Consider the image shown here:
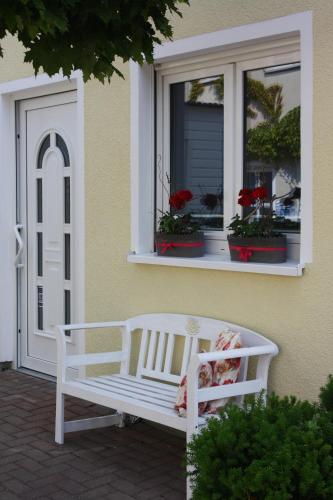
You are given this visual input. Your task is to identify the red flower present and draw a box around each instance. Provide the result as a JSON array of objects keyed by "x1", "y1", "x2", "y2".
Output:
[
  {"x1": 252, "y1": 186, "x2": 268, "y2": 200},
  {"x1": 169, "y1": 189, "x2": 193, "y2": 210},
  {"x1": 169, "y1": 193, "x2": 185, "y2": 210},
  {"x1": 177, "y1": 190, "x2": 193, "y2": 202},
  {"x1": 238, "y1": 194, "x2": 253, "y2": 207},
  {"x1": 239, "y1": 188, "x2": 252, "y2": 196}
]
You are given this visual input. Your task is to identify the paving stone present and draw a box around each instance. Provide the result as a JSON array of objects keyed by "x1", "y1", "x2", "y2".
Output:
[
  {"x1": 5, "y1": 479, "x2": 33, "y2": 495},
  {"x1": 0, "y1": 370, "x2": 186, "y2": 499},
  {"x1": 0, "y1": 492, "x2": 20, "y2": 500}
]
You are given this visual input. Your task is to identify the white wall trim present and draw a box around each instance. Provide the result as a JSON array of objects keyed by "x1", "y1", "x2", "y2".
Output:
[
  {"x1": 130, "y1": 62, "x2": 155, "y2": 254},
  {"x1": 154, "y1": 11, "x2": 311, "y2": 63},
  {"x1": 130, "y1": 11, "x2": 313, "y2": 267},
  {"x1": 0, "y1": 71, "x2": 85, "y2": 364}
]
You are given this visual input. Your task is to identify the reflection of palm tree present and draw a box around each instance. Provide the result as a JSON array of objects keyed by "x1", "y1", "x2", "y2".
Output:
[
  {"x1": 246, "y1": 79, "x2": 283, "y2": 122},
  {"x1": 188, "y1": 75, "x2": 224, "y2": 103}
]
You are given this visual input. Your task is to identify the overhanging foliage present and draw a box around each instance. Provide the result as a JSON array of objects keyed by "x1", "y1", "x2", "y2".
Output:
[{"x1": 0, "y1": 0, "x2": 188, "y2": 82}]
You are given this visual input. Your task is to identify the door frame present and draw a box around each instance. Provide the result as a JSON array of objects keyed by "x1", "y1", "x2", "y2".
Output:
[{"x1": 0, "y1": 71, "x2": 85, "y2": 369}]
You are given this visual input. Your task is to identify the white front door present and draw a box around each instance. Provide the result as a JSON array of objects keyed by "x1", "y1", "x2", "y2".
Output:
[{"x1": 18, "y1": 92, "x2": 78, "y2": 376}]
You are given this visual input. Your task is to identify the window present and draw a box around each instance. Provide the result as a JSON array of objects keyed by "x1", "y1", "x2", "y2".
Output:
[
  {"x1": 243, "y1": 63, "x2": 301, "y2": 233},
  {"x1": 169, "y1": 75, "x2": 225, "y2": 231},
  {"x1": 129, "y1": 13, "x2": 312, "y2": 274},
  {"x1": 156, "y1": 53, "x2": 301, "y2": 257}
]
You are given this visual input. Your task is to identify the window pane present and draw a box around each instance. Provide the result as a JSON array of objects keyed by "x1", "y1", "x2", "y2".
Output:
[
  {"x1": 56, "y1": 133, "x2": 70, "y2": 166},
  {"x1": 37, "y1": 232, "x2": 43, "y2": 277},
  {"x1": 64, "y1": 290, "x2": 71, "y2": 325},
  {"x1": 64, "y1": 177, "x2": 70, "y2": 223},
  {"x1": 243, "y1": 63, "x2": 301, "y2": 232},
  {"x1": 37, "y1": 286, "x2": 43, "y2": 330},
  {"x1": 36, "y1": 178, "x2": 42, "y2": 222},
  {"x1": 64, "y1": 233, "x2": 70, "y2": 280},
  {"x1": 169, "y1": 76, "x2": 224, "y2": 230},
  {"x1": 37, "y1": 135, "x2": 50, "y2": 169}
]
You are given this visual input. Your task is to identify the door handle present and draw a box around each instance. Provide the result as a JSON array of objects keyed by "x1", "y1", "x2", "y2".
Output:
[{"x1": 14, "y1": 224, "x2": 24, "y2": 268}]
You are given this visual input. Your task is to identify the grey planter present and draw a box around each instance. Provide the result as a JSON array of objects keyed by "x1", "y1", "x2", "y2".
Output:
[
  {"x1": 155, "y1": 233, "x2": 205, "y2": 258},
  {"x1": 227, "y1": 235, "x2": 287, "y2": 263}
]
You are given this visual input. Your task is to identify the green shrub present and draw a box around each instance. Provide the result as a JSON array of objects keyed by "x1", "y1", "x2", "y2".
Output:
[
  {"x1": 187, "y1": 376, "x2": 333, "y2": 499},
  {"x1": 320, "y1": 375, "x2": 333, "y2": 413}
]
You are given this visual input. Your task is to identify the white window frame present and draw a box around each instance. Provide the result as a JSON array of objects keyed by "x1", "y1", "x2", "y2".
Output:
[{"x1": 129, "y1": 11, "x2": 312, "y2": 276}]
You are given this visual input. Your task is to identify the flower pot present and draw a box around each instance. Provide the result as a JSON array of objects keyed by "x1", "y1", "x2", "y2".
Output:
[
  {"x1": 155, "y1": 233, "x2": 205, "y2": 258},
  {"x1": 227, "y1": 235, "x2": 287, "y2": 263}
]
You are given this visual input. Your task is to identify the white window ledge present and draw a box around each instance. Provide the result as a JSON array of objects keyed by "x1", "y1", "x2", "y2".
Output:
[{"x1": 127, "y1": 252, "x2": 304, "y2": 276}]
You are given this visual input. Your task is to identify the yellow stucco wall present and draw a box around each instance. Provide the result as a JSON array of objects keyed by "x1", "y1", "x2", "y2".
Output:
[
  {"x1": 1, "y1": 1, "x2": 332, "y2": 400},
  {"x1": 85, "y1": 0, "x2": 333, "y2": 401}
]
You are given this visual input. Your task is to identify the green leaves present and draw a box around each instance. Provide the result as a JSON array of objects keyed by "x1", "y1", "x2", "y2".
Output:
[
  {"x1": 0, "y1": 0, "x2": 189, "y2": 82},
  {"x1": 246, "y1": 105, "x2": 301, "y2": 163},
  {"x1": 227, "y1": 214, "x2": 277, "y2": 238},
  {"x1": 187, "y1": 378, "x2": 333, "y2": 499},
  {"x1": 157, "y1": 212, "x2": 200, "y2": 235}
]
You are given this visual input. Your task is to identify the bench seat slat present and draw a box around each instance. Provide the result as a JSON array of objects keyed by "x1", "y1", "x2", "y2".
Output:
[
  {"x1": 114, "y1": 374, "x2": 178, "y2": 394},
  {"x1": 89, "y1": 376, "x2": 176, "y2": 404},
  {"x1": 62, "y1": 380, "x2": 188, "y2": 432},
  {"x1": 79, "y1": 378, "x2": 175, "y2": 410},
  {"x1": 102, "y1": 375, "x2": 177, "y2": 396},
  {"x1": 141, "y1": 369, "x2": 180, "y2": 384}
]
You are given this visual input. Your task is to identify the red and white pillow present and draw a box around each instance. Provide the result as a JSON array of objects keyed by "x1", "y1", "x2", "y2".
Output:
[{"x1": 175, "y1": 330, "x2": 242, "y2": 417}]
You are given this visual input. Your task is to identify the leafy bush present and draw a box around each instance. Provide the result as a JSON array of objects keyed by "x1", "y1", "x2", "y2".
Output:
[
  {"x1": 187, "y1": 376, "x2": 333, "y2": 500},
  {"x1": 246, "y1": 106, "x2": 300, "y2": 163},
  {"x1": 320, "y1": 375, "x2": 333, "y2": 413}
]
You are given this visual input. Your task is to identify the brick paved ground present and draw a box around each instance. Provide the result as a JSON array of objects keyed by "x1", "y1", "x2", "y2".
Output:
[{"x1": 0, "y1": 370, "x2": 186, "y2": 499}]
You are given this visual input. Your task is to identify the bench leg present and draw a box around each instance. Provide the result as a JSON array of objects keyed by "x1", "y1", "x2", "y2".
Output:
[
  {"x1": 118, "y1": 412, "x2": 126, "y2": 428},
  {"x1": 55, "y1": 391, "x2": 64, "y2": 445},
  {"x1": 186, "y1": 426, "x2": 196, "y2": 500}
]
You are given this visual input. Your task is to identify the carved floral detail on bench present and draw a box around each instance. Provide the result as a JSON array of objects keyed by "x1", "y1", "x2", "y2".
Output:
[{"x1": 186, "y1": 317, "x2": 200, "y2": 335}]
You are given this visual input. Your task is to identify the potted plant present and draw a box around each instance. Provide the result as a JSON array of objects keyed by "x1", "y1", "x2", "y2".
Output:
[
  {"x1": 227, "y1": 186, "x2": 288, "y2": 263},
  {"x1": 155, "y1": 189, "x2": 205, "y2": 257}
]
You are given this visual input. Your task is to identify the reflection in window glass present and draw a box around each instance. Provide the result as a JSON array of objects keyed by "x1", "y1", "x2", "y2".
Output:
[
  {"x1": 244, "y1": 63, "x2": 301, "y2": 232},
  {"x1": 169, "y1": 76, "x2": 224, "y2": 230}
]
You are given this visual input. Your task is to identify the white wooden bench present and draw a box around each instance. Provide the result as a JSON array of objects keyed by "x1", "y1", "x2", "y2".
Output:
[{"x1": 55, "y1": 314, "x2": 278, "y2": 497}]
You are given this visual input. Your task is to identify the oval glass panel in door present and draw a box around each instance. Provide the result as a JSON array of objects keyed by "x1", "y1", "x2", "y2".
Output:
[
  {"x1": 56, "y1": 133, "x2": 70, "y2": 166},
  {"x1": 37, "y1": 134, "x2": 51, "y2": 169}
]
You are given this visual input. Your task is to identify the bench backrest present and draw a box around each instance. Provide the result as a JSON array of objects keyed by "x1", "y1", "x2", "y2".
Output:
[{"x1": 127, "y1": 314, "x2": 275, "y2": 385}]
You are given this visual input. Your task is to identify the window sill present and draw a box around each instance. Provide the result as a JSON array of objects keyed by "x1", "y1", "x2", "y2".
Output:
[{"x1": 127, "y1": 252, "x2": 304, "y2": 276}]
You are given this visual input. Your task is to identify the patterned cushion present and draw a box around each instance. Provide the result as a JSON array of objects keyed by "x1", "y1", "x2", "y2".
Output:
[
  {"x1": 175, "y1": 361, "x2": 213, "y2": 417},
  {"x1": 208, "y1": 330, "x2": 242, "y2": 413},
  {"x1": 175, "y1": 329, "x2": 242, "y2": 417}
]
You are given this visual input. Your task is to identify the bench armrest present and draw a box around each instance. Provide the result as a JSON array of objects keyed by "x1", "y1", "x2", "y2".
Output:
[
  {"x1": 186, "y1": 343, "x2": 278, "y2": 434},
  {"x1": 197, "y1": 344, "x2": 278, "y2": 364},
  {"x1": 57, "y1": 320, "x2": 127, "y2": 333},
  {"x1": 56, "y1": 321, "x2": 128, "y2": 382}
]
